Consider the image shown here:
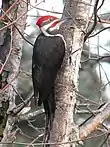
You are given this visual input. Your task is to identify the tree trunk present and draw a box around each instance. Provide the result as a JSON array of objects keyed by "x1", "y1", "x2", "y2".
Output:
[
  {"x1": 49, "y1": 0, "x2": 91, "y2": 146},
  {"x1": 0, "y1": 1, "x2": 28, "y2": 146}
]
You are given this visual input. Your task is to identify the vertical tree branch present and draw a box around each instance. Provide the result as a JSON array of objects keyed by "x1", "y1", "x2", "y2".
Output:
[
  {"x1": 0, "y1": 1, "x2": 28, "y2": 146},
  {"x1": 49, "y1": 0, "x2": 91, "y2": 146}
]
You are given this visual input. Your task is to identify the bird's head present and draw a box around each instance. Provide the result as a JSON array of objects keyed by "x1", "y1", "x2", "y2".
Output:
[{"x1": 36, "y1": 15, "x2": 69, "y2": 36}]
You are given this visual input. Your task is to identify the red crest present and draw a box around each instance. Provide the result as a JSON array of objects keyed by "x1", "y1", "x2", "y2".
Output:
[{"x1": 36, "y1": 15, "x2": 58, "y2": 27}]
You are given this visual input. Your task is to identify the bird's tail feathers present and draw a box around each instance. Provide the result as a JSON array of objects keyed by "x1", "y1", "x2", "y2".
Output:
[
  {"x1": 43, "y1": 90, "x2": 56, "y2": 129},
  {"x1": 43, "y1": 90, "x2": 56, "y2": 145}
]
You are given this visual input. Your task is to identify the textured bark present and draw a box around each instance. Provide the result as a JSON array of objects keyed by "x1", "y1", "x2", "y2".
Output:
[
  {"x1": 0, "y1": 1, "x2": 28, "y2": 146},
  {"x1": 49, "y1": 0, "x2": 91, "y2": 146},
  {"x1": 0, "y1": 29, "x2": 10, "y2": 139}
]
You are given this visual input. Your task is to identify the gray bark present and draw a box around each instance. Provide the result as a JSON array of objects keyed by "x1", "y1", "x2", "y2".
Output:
[
  {"x1": 0, "y1": 1, "x2": 28, "y2": 146},
  {"x1": 49, "y1": 0, "x2": 91, "y2": 146}
]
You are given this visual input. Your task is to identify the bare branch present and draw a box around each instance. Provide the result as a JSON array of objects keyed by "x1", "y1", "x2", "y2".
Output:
[
  {"x1": 89, "y1": 27, "x2": 110, "y2": 38},
  {"x1": 18, "y1": 109, "x2": 45, "y2": 122},
  {"x1": 84, "y1": 0, "x2": 100, "y2": 42},
  {"x1": 97, "y1": 0, "x2": 105, "y2": 12},
  {"x1": 0, "y1": 0, "x2": 21, "y2": 21},
  {"x1": 80, "y1": 102, "x2": 110, "y2": 139},
  {"x1": 23, "y1": 0, "x2": 62, "y2": 14},
  {"x1": 12, "y1": 90, "x2": 34, "y2": 115}
]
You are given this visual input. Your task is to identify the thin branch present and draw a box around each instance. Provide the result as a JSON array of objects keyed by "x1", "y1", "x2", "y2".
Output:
[
  {"x1": 1, "y1": 9, "x2": 34, "y2": 47},
  {"x1": 76, "y1": 91, "x2": 99, "y2": 105},
  {"x1": 0, "y1": 70, "x2": 19, "y2": 92},
  {"x1": 12, "y1": 85, "x2": 25, "y2": 103},
  {"x1": 88, "y1": 81, "x2": 110, "y2": 100},
  {"x1": 12, "y1": 90, "x2": 34, "y2": 115},
  {"x1": 23, "y1": 0, "x2": 62, "y2": 14},
  {"x1": 84, "y1": 0, "x2": 99, "y2": 42},
  {"x1": 15, "y1": 25, "x2": 34, "y2": 46},
  {"x1": 20, "y1": 70, "x2": 32, "y2": 77},
  {"x1": 80, "y1": 102, "x2": 110, "y2": 139},
  {"x1": 28, "y1": 121, "x2": 44, "y2": 133},
  {"x1": 79, "y1": 103, "x2": 106, "y2": 127},
  {"x1": 97, "y1": 0, "x2": 105, "y2": 12},
  {"x1": 99, "y1": 63, "x2": 110, "y2": 87},
  {"x1": 0, "y1": 132, "x2": 106, "y2": 145},
  {"x1": 18, "y1": 127, "x2": 35, "y2": 139},
  {"x1": 89, "y1": 27, "x2": 110, "y2": 38},
  {"x1": 82, "y1": 49, "x2": 110, "y2": 63},
  {"x1": 0, "y1": 0, "x2": 21, "y2": 21},
  {"x1": 76, "y1": 109, "x2": 101, "y2": 114},
  {"x1": 99, "y1": 134, "x2": 109, "y2": 147},
  {"x1": 18, "y1": 109, "x2": 45, "y2": 122},
  {"x1": 27, "y1": 133, "x2": 44, "y2": 147},
  {"x1": 0, "y1": 10, "x2": 28, "y2": 31}
]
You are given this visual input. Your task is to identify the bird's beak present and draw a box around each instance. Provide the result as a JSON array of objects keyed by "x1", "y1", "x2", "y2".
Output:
[
  {"x1": 59, "y1": 17, "x2": 71, "y2": 24},
  {"x1": 55, "y1": 17, "x2": 71, "y2": 30}
]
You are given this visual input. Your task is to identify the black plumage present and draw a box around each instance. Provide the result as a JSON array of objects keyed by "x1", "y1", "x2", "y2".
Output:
[{"x1": 32, "y1": 33, "x2": 65, "y2": 129}]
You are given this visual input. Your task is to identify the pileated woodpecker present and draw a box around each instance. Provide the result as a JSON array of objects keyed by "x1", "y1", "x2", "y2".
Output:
[{"x1": 32, "y1": 15, "x2": 67, "y2": 130}]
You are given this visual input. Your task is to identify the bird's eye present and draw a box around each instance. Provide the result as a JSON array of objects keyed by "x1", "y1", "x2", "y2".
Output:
[{"x1": 49, "y1": 18, "x2": 53, "y2": 21}]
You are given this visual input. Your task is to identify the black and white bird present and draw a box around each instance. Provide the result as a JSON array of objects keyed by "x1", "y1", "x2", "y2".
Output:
[{"x1": 32, "y1": 15, "x2": 68, "y2": 131}]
